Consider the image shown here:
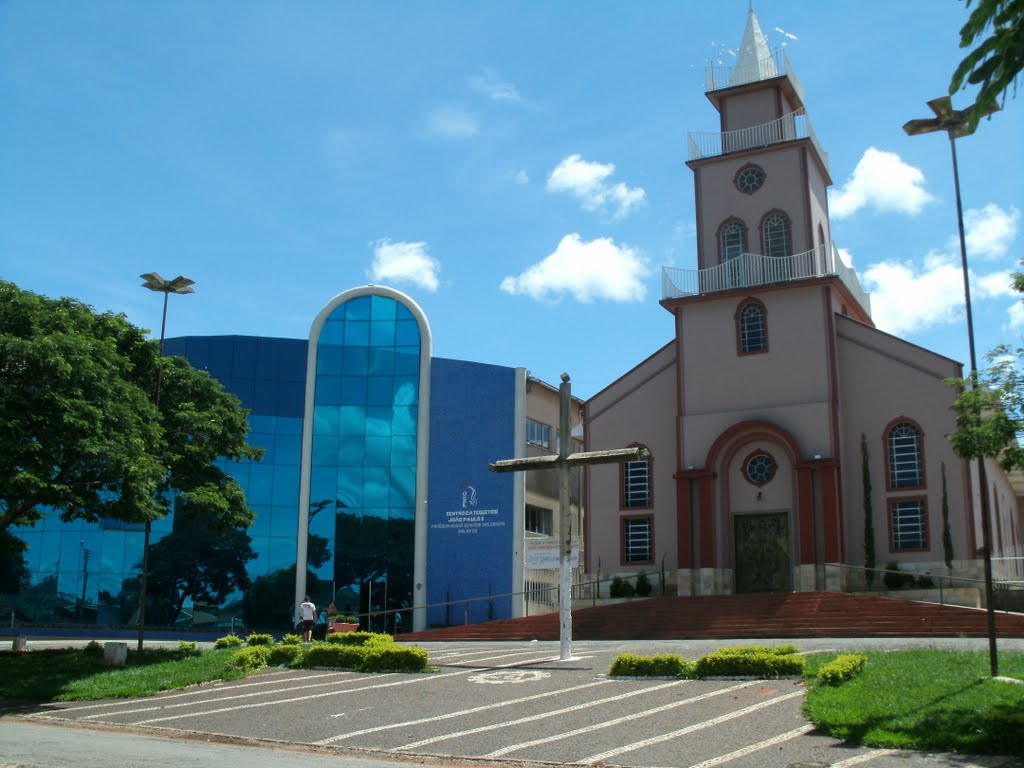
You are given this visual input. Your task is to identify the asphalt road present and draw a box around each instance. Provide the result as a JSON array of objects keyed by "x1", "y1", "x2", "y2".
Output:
[{"x1": 4, "y1": 638, "x2": 1024, "y2": 768}]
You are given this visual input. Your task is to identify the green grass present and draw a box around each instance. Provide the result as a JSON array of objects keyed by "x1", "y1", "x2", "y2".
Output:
[
  {"x1": 0, "y1": 648, "x2": 246, "y2": 701},
  {"x1": 802, "y1": 650, "x2": 1024, "y2": 755}
]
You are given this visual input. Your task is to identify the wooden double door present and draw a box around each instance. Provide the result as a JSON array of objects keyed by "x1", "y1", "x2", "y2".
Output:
[{"x1": 734, "y1": 511, "x2": 791, "y2": 593}]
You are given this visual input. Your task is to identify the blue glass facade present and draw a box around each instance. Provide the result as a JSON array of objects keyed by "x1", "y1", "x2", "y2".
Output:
[
  {"x1": 3, "y1": 288, "x2": 522, "y2": 633},
  {"x1": 304, "y1": 292, "x2": 424, "y2": 632}
]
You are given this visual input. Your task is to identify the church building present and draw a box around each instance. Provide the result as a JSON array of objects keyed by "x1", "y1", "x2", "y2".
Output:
[{"x1": 583, "y1": 9, "x2": 1022, "y2": 597}]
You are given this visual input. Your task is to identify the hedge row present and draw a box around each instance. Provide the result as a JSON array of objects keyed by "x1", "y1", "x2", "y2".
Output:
[
  {"x1": 610, "y1": 644, "x2": 805, "y2": 679},
  {"x1": 815, "y1": 653, "x2": 867, "y2": 686},
  {"x1": 219, "y1": 631, "x2": 429, "y2": 674}
]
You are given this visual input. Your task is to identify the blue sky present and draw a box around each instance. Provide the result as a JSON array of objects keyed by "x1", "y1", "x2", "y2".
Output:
[{"x1": 1, "y1": 1, "x2": 1021, "y2": 400}]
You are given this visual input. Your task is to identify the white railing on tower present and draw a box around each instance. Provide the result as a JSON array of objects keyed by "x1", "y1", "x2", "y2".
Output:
[
  {"x1": 704, "y1": 47, "x2": 806, "y2": 105},
  {"x1": 661, "y1": 242, "x2": 871, "y2": 316},
  {"x1": 687, "y1": 109, "x2": 829, "y2": 171}
]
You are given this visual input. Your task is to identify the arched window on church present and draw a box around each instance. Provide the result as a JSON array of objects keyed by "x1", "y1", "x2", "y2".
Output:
[
  {"x1": 886, "y1": 420, "x2": 924, "y2": 489},
  {"x1": 736, "y1": 298, "x2": 767, "y2": 354},
  {"x1": 762, "y1": 211, "x2": 791, "y2": 259},
  {"x1": 884, "y1": 419, "x2": 928, "y2": 552},
  {"x1": 621, "y1": 445, "x2": 652, "y2": 509}
]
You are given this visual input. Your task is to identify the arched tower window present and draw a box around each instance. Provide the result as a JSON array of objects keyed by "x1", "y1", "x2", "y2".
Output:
[
  {"x1": 736, "y1": 298, "x2": 767, "y2": 354},
  {"x1": 762, "y1": 211, "x2": 791, "y2": 259},
  {"x1": 719, "y1": 219, "x2": 747, "y2": 263}
]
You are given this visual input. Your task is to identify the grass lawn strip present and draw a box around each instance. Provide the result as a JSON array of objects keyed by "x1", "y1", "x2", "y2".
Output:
[{"x1": 802, "y1": 650, "x2": 1024, "y2": 755}]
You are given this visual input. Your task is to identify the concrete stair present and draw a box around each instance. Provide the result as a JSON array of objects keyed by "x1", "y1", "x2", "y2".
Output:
[{"x1": 400, "y1": 592, "x2": 1024, "y2": 641}]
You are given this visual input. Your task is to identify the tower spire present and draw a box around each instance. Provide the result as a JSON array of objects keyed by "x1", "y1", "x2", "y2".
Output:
[{"x1": 732, "y1": 6, "x2": 778, "y2": 86}]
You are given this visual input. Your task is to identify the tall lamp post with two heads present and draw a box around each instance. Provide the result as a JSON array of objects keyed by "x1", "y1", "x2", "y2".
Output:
[
  {"x1": 138, "y1": 272, "x2": 195, "y2": 656},
  {"x1": 903, "y1": 96, "x2": 999, "y2": 676}
]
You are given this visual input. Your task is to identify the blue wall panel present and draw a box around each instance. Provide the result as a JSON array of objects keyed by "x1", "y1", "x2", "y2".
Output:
[{"x1": 427, "y1": 358, "x2": 517, "y2": 627}]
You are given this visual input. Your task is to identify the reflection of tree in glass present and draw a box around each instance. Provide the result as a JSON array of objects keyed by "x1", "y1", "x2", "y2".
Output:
[
  {"x1": 306, "y1": 499, "x2": 334, "y2": 570},
  {"x1": 243, "y1": 566, "x2": 300, "y2": 631},
  {"x1": 334, "y1": 508, "x2": 414, "y2": 621},
  {"x1": 141, "y1": 510, "x2": 255, "y2": 625},
  {"x1": 0, "y1": 531, "x2": 30, "y2": 595}
]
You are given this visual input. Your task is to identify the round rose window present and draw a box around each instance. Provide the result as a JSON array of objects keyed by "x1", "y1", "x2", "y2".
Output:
[
  {"x1": 743, "y1": 451, "x2": 777, "y2": 486},
  {"x1": 735, "y1": 165, "x2": 766, "y2": 194}
]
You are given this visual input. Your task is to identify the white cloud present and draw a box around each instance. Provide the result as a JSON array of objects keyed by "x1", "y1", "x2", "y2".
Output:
[
  {"x1": 507, "y1": 169, "x2": 529, "y2": 185},
  {"x1": 468, "y1": 69, "x2": 522, "y2": 103},
  {"x1": 500, "y1": 233, "x2": 650, "y2": 303},
  {"x1": 1008, "y1": 302, "x2": 1024, "y2": 333},
  {"x1": 962, "y1": 203, "x2": 1020, "y2": 259},
  {"x1": 546, "y1": 154, "x2": 646, "y2": 220},
  {"x1": 425, "y1": 107, "x2": 478, "y2": 140},
  {"x1": 829, "y1": 147, "x2": 934, "y2": 219},
  {"x1": 862, "y1": 249, "x2": 1015, "y2": 336},
  {"x1": 976, "y1": 270, "x2": 1015, "y2": 299},
  {"x1": 369, "y1": 240, "x2": 440, "y2": 292},
  {"x1": 861, "y1": 253, "x2": 966, "y2": 335},
  {"x1": 837, "y1": 247, "x2": 854, "y2": 268}
]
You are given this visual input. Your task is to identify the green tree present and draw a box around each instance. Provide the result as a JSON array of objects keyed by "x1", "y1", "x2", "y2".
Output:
[
  {"x1": 861, "y1": 434, "x2": 876, "y2": 586},
  {"x1": 0, "y1": 280, "x2": 262, "y2": 537},
  {"x1": 0, "y1": 281, "x2": 165, "y2": 533},
  {"x1": 947, "y1": 347, "x2": 1024, "y2": 469},
  {"x1": 949, "y1": 0, "x2": 1024, "y2": 130},
  {"x1": 941, "y1": 462, "x2": 956, "y2": 571}
]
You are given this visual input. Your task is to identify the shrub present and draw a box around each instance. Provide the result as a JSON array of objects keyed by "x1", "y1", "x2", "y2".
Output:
[
  {"x1": 345, "y1": 615, "x2": 359, "y2": 624},
  {"x1": 227, "y1": 645, "x2": 271, "y2": 672},
  {"x1": 610, "y1": 653, "x2": 692, "y2": 678},
  {"x1": 915, "y1": 574, "x2": 935, "y2": 588},
  {"x1": 694, "y1": 647, "x2": 805, "y2": 678},
  {"x1": 360, "y1": 645, "x2": 429, "y2": 673},
  {"x1": 816, "y1": 654, "x2": 867, "y2": 686},
  {"x1": 982, "y1": 705, "x2": 1024, "y2": 754},
  {"x1": 883, "y1": 562, "x2": 915, "y2": 590},
  {"x1": 609, "y1": 576, "x2": 635, "y2": 598},
  {"x1": 178, "y1": 641, "x2": 198, "y2": 653},
  {"x1": 303, "y1": 644, "x2": 366, "y2": 669},
  {"x1": 325, "y1": 631, "x2": 389, "y2": 647},
  {"x1": 635, "y1": 571, "x2": 652, "y2": 597},
  {"x1": 214, "y1": 634, "x2": 244, "y2": 649},
  {"x1": 83, "y1": 640, "x2": 103, "y2": 655},
  {"x1": 268, "y1": 644, "x2": 303, "y2": 666},
  {"x1": 245, "y1": 632, "x2": 275, "y2": 646},
  {"x1": 281, "y1": 633, "x2": 302, "y2": 645}
]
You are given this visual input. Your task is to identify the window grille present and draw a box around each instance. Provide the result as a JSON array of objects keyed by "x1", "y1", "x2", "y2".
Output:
[
  {"x1": 739, "y1": 302, "x2": 766, "y2": 353},
  {"x1": 623, "y1": 458, "x2": 650, "y2": 508},
  {"x1": 888, "y1": 423, "x2": 922, "y2": 488},
  {"x1": 892, "y1": 499, "x2": 926, "y2": 550},
  {"x1": 623, "y1": 517, "x2": 652, "y2": 563},
  {"x1": 763, "y1": 212, "x2": 791, "y2": 259},
  {"x1": 720, "y1": 220, "x2": 746, "y2": 262}
]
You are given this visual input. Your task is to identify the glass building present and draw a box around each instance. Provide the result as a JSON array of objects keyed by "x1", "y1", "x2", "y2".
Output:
[{"x1": 3, "y1": 286, "x2": 528, "y2": 633}]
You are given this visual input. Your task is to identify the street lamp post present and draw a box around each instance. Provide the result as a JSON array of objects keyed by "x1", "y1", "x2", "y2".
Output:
[
  {"x1": 138, "y1": 272, "x2": 195, "y2": 656},
  {"x1": 903, "y1": 96, "x2": 999, "y2": 676}
]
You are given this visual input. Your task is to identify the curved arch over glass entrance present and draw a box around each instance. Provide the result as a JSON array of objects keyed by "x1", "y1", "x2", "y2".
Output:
[{"x1": 297, "y1": 287, "x2": 431, "y2": 632}]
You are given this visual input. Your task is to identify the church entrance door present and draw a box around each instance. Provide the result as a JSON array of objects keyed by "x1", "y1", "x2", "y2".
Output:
[{"x1": 734, "y1": 512, "x2": 791, "y2": 593}]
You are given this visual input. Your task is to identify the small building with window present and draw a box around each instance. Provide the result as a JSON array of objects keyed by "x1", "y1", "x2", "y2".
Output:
[{"x1": 583, "y1": 8, "x2": 1022, "y2": 596}]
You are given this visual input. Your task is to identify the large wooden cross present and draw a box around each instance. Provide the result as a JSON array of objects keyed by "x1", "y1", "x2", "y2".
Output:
[{"x1": 490, "y1": 373, "x2": 648, "y2": 660}]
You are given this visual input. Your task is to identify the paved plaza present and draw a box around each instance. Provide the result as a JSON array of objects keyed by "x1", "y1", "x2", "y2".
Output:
[{"x1": 5, "y1": 638, "x2": 1024, "y2": 768}]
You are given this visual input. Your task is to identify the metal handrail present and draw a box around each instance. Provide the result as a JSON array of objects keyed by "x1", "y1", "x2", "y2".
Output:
[
  {"x1": 662, "y1": 241, "x2": 871, "y2": 316},
  {"x1": 687, "y1": 109, "x2": 828, "y2": 171}
]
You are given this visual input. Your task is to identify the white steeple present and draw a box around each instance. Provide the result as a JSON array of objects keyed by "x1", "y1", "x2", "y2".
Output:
[{"x1": 731, "y1": 7, "x2": 778, "y2": 86}]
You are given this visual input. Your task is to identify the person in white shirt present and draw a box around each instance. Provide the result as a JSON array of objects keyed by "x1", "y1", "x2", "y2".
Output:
[{"x1": 299, "y1": 596, "x2": 316, "y2": 642}]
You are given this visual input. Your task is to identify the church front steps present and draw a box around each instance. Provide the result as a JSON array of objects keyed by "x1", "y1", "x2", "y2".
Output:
[{"x1": 398, "y1": 592, "x2": 1024, "y2": 642}]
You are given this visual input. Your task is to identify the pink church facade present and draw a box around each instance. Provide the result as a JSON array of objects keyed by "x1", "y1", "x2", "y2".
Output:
[{"x1": 583, "y1": 10, "x2": 1023, "y2": 598}]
